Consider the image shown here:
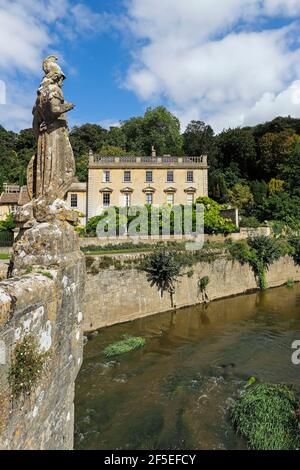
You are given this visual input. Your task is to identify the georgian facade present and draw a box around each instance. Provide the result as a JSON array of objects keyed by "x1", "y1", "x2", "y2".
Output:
[{"x1": 87, "y1": 150, "x2": 208, "y2": 220}]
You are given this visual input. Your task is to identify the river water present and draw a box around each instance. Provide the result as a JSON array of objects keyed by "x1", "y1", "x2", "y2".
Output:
[{"x1": 74, "y1": 284, "x2": 300, "y2": 450}]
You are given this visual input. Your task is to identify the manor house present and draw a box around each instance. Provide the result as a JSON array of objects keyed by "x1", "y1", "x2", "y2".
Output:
[{"x1": 85, "y1": 147, "x2": 208, "y2": 221}]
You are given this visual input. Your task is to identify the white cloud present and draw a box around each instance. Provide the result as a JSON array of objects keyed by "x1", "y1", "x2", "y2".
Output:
[
  {"x1": 0, "y1": 0, "x2": 110, "y2": 131},
  {"x1": 124, "y1": 0, "x2": 300, "y2": 132},
  {"x1": 99, "y1": 119, "x2": 121, "y2": 129}
]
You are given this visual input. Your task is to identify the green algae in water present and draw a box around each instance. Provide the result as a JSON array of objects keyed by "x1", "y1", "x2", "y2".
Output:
[
  {"x1": 103, "y1": 335, "x2": 146, "y2": 358},
  {"x1": 231, "y1": 383, "x2": 300, "y2": 450}
]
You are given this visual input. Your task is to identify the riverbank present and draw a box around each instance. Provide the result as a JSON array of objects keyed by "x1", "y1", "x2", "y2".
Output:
[{"x1": 83, "y1": 254, "x2": 300, "y2": 332}]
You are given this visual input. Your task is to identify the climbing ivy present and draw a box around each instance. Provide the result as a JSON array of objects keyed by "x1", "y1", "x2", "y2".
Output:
[{"x1": 229, "y1": 236, "x2": 288, "y2": 290}]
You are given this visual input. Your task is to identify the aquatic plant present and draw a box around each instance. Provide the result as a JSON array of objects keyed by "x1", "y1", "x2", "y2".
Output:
[
  {"x1": 231, "y1": 383, "x2": 300, "y2": 450},
  {"x1": 286, "y1": 279, "x2": 295, "y2": 288},
  {"x1": 103, "y1": 335, "x2": 146, "y2": 358}
]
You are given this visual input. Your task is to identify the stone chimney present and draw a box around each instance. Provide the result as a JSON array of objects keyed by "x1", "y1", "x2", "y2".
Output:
[
  {"x1": 89, "y1": 149, "x2": 94, "y2": 165},
  {"x1": 151, "y1": 145, "x2": 156, "y2": 158}
]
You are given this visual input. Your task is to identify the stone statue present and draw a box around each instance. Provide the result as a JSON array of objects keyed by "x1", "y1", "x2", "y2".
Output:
[
  {"x1": 28, "y1": 55, "x2": 76, "y2": 202},
  {"x1": 15, "y1": 56, "x2": 77, "y2": 225},
  {"x1": 9, "y1": 56, "x2": 82, "y2": 278}
]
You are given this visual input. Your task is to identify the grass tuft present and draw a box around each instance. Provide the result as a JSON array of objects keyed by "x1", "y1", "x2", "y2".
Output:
[
  {"x1": 103, "y1": 335, "x2": 146, "y2": 358},
  {"x1": 231, "y1": 383, "x2": 300, "y2": 450}
]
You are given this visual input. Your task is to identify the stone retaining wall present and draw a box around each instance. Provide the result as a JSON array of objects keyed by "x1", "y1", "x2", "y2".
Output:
[{"x1": 83, "y1": 255, "x2": 299, "y2": 332}]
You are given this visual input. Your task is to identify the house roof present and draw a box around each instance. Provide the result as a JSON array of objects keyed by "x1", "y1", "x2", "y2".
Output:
[
  {"x1": 0, "y1": 192, "x2": 19, "y2": 205},
  {"x1": 69, "y1": 182, "x2": 87, "y2": 193}
]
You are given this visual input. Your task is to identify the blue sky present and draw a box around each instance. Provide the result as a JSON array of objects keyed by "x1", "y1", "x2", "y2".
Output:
[{"x1": 1, "y1": 0, "x2": 300, "y2": 133}]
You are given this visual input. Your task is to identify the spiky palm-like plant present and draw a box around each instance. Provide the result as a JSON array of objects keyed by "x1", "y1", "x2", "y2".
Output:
[{"x1": 141, "y1": 250, "x2": 181, "y2": 307}]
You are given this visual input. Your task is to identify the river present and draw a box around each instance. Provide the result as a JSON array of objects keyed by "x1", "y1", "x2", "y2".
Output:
[{"x1": 74, "y1": 284, "x2": 300, "y2": 450}]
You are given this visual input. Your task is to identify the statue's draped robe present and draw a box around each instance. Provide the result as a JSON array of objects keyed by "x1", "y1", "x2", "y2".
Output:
[{"x1": 28, "y1": 84, "x2": 75, "y2": 202}]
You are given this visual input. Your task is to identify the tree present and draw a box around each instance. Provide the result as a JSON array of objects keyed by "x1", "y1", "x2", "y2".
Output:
[
  {"x1": 228, "y1": 184, "x2": 254, "y2": 211},
  {"x1": 216, "y1": 128, "x2": 257, "y2": 178},
  {"x1": 268, "y1": 179, "x2": 284, "y2": 195},
  {"x1": 196, "y1": 196, "x2": 237, "y2": 234},
  {"x1": 105, "y1": 126, "x2": 126, "y2": 150},
  {"x1": 122, "y1": 116, "x2": 145, "y2": 154},
  {"x1": 250, "y1": 180, "x2": 268, "y2": 205},
  {"x1": 258, "y1": 129, "x2": 295, "y2": 179},
  {"x1": 141, "y1": 249, "x2": 181, "y2": 307},
  {"x1": 98, "y1": 145, "x2": 128, "y2": 156},
  {"x1": 70, "y1": 124, "x2": 107, "y2": 181},
  {"x1": 256, "y1": 192, "x2": 300, "y2": 229},
  {"x1": 280, "y1": 139, "x2": 300, "y2": 195},
  {"x1": 209, "y1": 170, "x2": 229, "y2": 203},
  {"x1": 123, "y1": 106, "x2": 183, "y2": 156},
  {"x1": 183, "y1": 120, "x2": 216, "y2": 157}
]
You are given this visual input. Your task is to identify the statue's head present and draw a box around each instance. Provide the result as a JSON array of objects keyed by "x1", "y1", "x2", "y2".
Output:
[
  {"x1": 43, "y1": 55, "x2": 66, "y2": 81},
  {"x1": 43, "y1": 55, "x2": 58, "y2": 72}
]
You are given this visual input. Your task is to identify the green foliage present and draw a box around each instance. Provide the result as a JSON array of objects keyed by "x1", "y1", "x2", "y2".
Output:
[
  {"x1": 8, "y1": 335, "x2": 49, "y2": 400},
  {"x1": 141, "y1": 249, "x2": 182, "y2": 306},
  {"x1": 250, "y1": 180, "x2": 268, "y2": 205},
  {"x1": 98, "y1": 145, "x2": 128, "y2": 156},
  {"x1": 228, "y1": 183, "x2": 254, "y2": 211},
  {"x1": 105, "y1": 126, "x2": 126, "y2": 149},
  {"x1": 1, "y1": 112, "x2": 300, "y2": 232},
  {"x1": 0, "y1": 253, "x2": 10, "y2": 260},
  {"x1": 0, "y1": 213, "x2": 16, "y2": 232},
  {"x1": 122, "y1": 106, "x2": 183, "y2": 156},
  {"x1": 239, "y1": 216, "x2": 260, "y2": 228},
  {"x1": 229, "y1": 236, "x2": 286, "y2": 290},
  {"x1": 198, "y1": 276, "x2": 209, "y2": 292},
  {"x1": 103, "y1": 335, "x2": 146, "y2": 358},
  {"x1": 258, "y1": 129, "x2": 294, "y2": 179},
  {"x1": 256, "y1": 192, "x2": 300, "y2": 231},
  {"x1": 183, "y1": 120, "x2": 217, "y2": 168},
  {"x1": 268, "y1": 178, "x2": 284, "y2": 195},
  {"x1": 231, "y1": 384, "x2": 300, "y2": 450},
  {"x1": 216, "y1": 128, "x2": 257, "y2": 177},
  {"x1": 196, "y1": 197, "x2": 237, "y2": 234},
  {"x1": 280, "y1": 140, "x2": 300, "y2": 195},
  {"x1": 209, "y1": 170, "x2": 229, "y2": 202},
  {"x1": 246, "y1": 376, "x2": 257, "y2": 387},
  {"x1": 289, "y1": 237, "x2": 300, "y2": 266},
  {"x1": 286, "y1": 279, "x2": 295, "y2": 288},
  {"x1": 38, "y1": 271, "x2": 53, "y2": 280}
]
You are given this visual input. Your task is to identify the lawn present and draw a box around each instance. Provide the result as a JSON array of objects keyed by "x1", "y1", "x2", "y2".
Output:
[{"x1": 0, "y1": 253, "x2": 11, "y2": 260}]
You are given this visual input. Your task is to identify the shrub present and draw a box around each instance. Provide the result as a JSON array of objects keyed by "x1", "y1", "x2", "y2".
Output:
[
  {"x1": 103, "y1": 335, "x2": 146, "y2": 358},
  {"x1": 141, "y1": 249, "x2": 182, "y2": 307},
  {"x1": 229, "y1": 236, "x2": 286, "y2": 290},
  {"x1": 8, "y1": 335, "x2": 49, "y2": 400},
  {"x1": 231, "y1": 383, "x2": 300, "y2": 450},
  {"x1": 196, "y1": 196, "x2": 237, "y2": 234},
  {"x1": 198, "y1": 276, "x2": 209, "y2": 293},
  {"x1": 239, "y1": 216, "x2": 260, "y2": 228},
  {"x1": 289, "y1": 237, "x2": 300, "y2": 266}
]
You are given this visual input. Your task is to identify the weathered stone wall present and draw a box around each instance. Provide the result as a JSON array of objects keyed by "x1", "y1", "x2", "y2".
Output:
[
  {"x1": 79, "y1": 227, "x2": 272, "y2": 250},
  {"x1": 83, "y1": 255, "x2": 300, "y2": 332},
  {"x1": 0, "y1": 222, "x2": 85, "y2": 450}
]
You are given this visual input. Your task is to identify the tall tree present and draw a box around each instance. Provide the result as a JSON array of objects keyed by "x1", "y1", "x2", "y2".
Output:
[
  {"x1": 105, "y1": 126, "x2": 126, "y2": 150},
  {"x1": 216, "y1": 128, "x2": 257, "y2": 178},
  {"x1": 123, "y1": 106, "x2": 183, "y2": 156}
]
